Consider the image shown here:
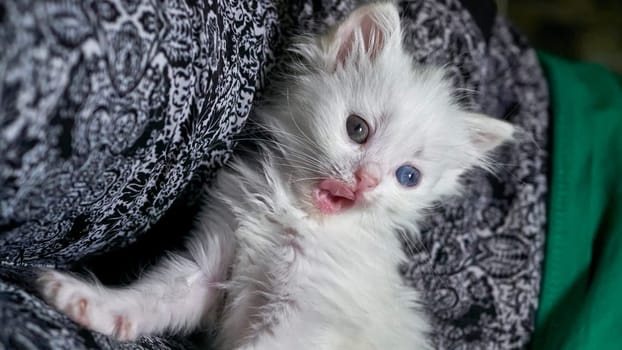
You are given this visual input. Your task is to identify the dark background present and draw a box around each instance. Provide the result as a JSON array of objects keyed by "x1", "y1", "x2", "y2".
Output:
[{"x1": 501, "y1": 0, "x2": 622, "y2": 73}]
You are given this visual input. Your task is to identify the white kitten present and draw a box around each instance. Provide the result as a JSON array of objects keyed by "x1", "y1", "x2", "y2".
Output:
[{"x1": 38, "y1": 3, "x2": 514, "y2": 349}]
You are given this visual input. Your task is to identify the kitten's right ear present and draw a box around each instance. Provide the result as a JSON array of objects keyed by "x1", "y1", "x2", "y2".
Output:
[{"x1": 328, "y1": 3, "x2": 401, "y2": 68}]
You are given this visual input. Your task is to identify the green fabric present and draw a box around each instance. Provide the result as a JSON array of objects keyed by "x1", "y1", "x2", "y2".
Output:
[{"x1": 532, "y1": 53, "x2": 622, "y2": 349}]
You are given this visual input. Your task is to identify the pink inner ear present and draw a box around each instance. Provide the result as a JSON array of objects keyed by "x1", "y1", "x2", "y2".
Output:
[{"x1": 336, "y1": 13, "x2": 386, "y2": 66}]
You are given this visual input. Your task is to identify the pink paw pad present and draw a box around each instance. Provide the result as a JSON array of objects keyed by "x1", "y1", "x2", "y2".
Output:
[
  {"x1": 75, "y1": 298, "x2": 90, "y2": 326},
  {"x1": 113, "y1": 315, "x2": 134, "y2": 341}
]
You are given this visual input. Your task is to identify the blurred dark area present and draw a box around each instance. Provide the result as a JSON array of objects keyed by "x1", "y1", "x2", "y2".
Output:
[{"x1": 499, "y1": 0, "x2": 622, "y2": 73}]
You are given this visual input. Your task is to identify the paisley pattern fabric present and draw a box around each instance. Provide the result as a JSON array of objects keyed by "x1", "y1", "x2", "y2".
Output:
[
  {"x1": 0, "y1": 0, "x2": 548, "y2": 349},
  {"x1": 0, "y1": 0, "x2": 278, "y2": 266},
  {"x1": 0, "y1": 0, "x2": 279, "y2": 348}
]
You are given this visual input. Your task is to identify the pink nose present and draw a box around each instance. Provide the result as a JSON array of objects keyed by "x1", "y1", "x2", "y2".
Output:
[{"x1": 355, "y1": 168, "x2": 379, "y2": 193}]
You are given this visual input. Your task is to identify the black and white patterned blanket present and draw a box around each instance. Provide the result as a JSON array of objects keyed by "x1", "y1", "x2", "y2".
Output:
[{"x1": 0, "y1": 0, "x2": 548, "y2": 349}]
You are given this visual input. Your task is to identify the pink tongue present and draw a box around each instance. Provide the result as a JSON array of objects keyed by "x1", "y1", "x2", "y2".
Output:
[{"x1": 315, "y1": 179, "x2": 356, "y2": 214}]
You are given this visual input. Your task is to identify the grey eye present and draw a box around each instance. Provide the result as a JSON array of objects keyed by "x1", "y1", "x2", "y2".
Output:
[{"x1": 346, "y1": 114, "x2": 369, "y2": 144}]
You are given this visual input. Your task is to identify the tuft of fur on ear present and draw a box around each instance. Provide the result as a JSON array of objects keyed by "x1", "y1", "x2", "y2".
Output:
[
  {"x1": 464, "y1": 113, "x2": 515, "y2": 154},
  {"x1": 435, "y1": 113, "x2": 515, "y2": 197},
  {"x1": 462, "y1": 113, "x2": 515, "y2": 172},
  {"x1": 328, "y1": 2, "x2": 401, "y2": 68}
]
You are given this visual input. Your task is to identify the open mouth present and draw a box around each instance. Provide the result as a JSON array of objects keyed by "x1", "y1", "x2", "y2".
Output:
[{"x1": 313, "y1": 179, "x2": 356, "y2": 214}]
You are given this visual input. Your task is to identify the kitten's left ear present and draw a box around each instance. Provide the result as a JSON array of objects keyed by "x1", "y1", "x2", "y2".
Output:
[
  {"x1": 464, "y1": 113, "x2": 515, "y2": 155},
  {"x1": 330, "y1": 3, "x2": 401, "y2": 67}
]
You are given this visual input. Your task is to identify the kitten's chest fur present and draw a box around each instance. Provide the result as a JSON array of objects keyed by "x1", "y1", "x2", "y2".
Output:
[{"x1": 210, "y1": 157, "x2": 430, "y2": 349}]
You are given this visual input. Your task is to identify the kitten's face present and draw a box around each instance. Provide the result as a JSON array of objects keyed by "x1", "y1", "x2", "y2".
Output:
[{"x1": 262, "y1": 4, "x2": 513, "y2": 222}]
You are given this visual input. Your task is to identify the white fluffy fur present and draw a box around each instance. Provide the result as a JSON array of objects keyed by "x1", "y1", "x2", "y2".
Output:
[{"x1": 38, "y1": 3, "x2": 514, "y2": 349}]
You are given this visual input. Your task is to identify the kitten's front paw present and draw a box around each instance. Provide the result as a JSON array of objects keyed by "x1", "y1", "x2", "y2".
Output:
[{"x1": 37, "y1": 271, "x2": 138, "y2": 341}]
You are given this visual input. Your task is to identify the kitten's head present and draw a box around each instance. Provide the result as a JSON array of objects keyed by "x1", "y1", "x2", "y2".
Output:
[{"x1": 260, "y1": 3, "x2": 513, "y2": 226}]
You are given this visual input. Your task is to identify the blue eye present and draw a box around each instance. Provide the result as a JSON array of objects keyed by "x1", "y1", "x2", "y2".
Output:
[{"x1": 395, "y1": 165, "x2": 421, "y2": 187}]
